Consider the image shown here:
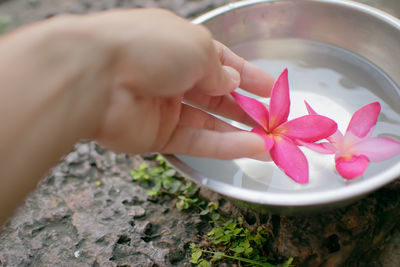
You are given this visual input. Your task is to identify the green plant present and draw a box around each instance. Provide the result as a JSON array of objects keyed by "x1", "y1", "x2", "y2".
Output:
[
  {"x1": 190, "y1": 217, "x2": 293, "y2": 267},
  {"x1": 131, "y1": 155, "x2": 199, "y2": 208},
  {"x1": 131, "y1": 154, "x2": 293, "y2": 266},
  {"x1": 191, "y1": 242, "x2": 293, "y2": 267}
]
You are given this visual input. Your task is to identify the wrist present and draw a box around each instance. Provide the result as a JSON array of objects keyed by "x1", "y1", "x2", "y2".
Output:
[{"x1": 0, "y1": 15, "x2": 117, "y2": 224}]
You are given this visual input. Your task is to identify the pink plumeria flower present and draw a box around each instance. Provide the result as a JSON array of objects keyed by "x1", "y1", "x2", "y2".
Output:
[
  {"x1": 300, "y1": 101, "x2": 400, "y2": 179},
  {"x1": 231, "y1": 69, "x2": 337, "y2": 184}
]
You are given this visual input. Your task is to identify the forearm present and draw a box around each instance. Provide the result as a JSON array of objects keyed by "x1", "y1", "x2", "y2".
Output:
[{"x1": 0, "y1": 16, "x2": 112, "y2": 225}]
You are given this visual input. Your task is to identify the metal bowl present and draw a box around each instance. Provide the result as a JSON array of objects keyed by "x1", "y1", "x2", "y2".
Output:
[{"x1": 165, "y1": 0, "x2": 400, "y2": 213}]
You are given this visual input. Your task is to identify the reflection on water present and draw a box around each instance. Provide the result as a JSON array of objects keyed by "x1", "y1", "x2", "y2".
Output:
[{"x1": 178, "y1": 39, "x2": 400, "y2": 194}]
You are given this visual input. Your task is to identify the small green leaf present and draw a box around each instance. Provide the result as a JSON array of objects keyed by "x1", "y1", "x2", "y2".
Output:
[
  {"x1": 220, "y1": 235, "x2": 231, "y2": 244},
  {"x1": 155, "y1": 154, "x2": 165, "y2": 164},
  {"x1": 147, "y1": 189, "x2": 159, "y2": 196},
  {"x1": 130, "y1": 171, "x2": 139, "y2": 180},
  {"x1": 138, "y1": 163, "x2": 149, "y2": 171},
  {"x1": 199, "y1": 208, "x2": 210, "y2": 216},
  {"x1": 211, "y1": 213, "x2": 221, "y2": 221},
  {"x1": 245, "y1": 247, "x2": 254, "y2": 255},
  {"x1": 233, "y1": 228, "x2": 243, "y2": 235},
  {"x1": 211, "y1": 228, "x2": 224, "y2": 239},
  {"x1": 211, "y1": 251, "x2": 225, "y2": 262},
  {"x1": 190, "y1": 250, "x2": 202, "y2": 263},
  {"x1": 226, "y1": 220, "x2": 236, "y2": 230},
  {"x1": 208, "y1": 201, "x2": 219, "y2": 210},
  {"x1": 168, "y1": 180, "x2": 181, "y2": 193},
  {"x1": 242, "y1": 239, "x2": 250, "y2": 249},
  {"x1": 198, "y1": 259, "x2": 211, "y2": 267},
  {"x1": 164, "y1": 169, "x2": 176, "y2": 177},
  {"x1": 281, "y1": 257, "x2": 294, "y2": 267},
  {"x1": 231, "y1": 246, "x2": 245, "y2": 254},
  {"x1": 149, "y1": 168, "x2": 162, "y2": 176},
  {"x1": 207, "y1": 228, "x2": 216, "y2": 236},
  {"x1": 183, "y1": 182, "x2": 198, "y2": 196}
]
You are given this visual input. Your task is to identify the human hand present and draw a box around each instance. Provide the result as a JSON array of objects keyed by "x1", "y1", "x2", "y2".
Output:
[
  {"x1": 87, "y1": 9, "x2": 275, "y2": 159},
  {"x1": 0, "y1": 8, "x2": 274, "y2": 224}
]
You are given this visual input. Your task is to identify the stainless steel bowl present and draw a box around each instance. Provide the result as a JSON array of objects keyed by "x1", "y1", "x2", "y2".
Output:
[{"x1": 165, "y1": 0, "x2": 400, "y2": 213}]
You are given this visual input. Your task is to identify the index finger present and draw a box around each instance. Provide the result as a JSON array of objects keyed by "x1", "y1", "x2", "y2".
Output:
[{"x1": 214, "y1": 40, "x2": 274, "y2": 98}]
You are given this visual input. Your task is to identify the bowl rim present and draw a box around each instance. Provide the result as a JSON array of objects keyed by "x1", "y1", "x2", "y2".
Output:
[
  {"x1": 192, "y1": 0, "x2": 400, "y2": 29},
  {"x1": 165, "y1": 0, "x2": 400, "y2": 208}
]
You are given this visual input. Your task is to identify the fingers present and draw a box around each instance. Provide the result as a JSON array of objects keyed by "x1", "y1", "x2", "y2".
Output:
[
  {"x1": 161, "y1": 104, "x2": 265, "y2": 159},
  {"x1": 183, "y1": 91, "x2": 257, "y2": 127},
  {"x1": 161, "y1": 125, "x2": 266, "y2": 160},
  {"x1": 214, "y1": 41, "x2": 275, "y2": 97},
  {"x1": 180, "y1": 106, "x2": 271, "y2": 161}
]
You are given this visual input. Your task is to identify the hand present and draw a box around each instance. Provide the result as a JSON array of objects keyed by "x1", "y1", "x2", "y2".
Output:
[
  {"x1": 90, "y1": 9, "x2": 275, "y2": 159},
  {"x1": 0, "y1": 8, "x2": 274, "y2": 224}
]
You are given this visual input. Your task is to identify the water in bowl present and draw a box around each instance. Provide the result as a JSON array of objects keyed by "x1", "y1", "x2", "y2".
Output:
[{"x1": 177, "y1": 38, "x2": 400, "y2": 193}]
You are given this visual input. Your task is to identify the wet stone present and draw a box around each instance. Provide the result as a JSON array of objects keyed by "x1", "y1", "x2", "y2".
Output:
[
  {"x1": 129, "y1": 206, "x2": 146, "y2": 218},
  {"x1": 77, "y1": 143, "x2": 90, "y2": 156}
]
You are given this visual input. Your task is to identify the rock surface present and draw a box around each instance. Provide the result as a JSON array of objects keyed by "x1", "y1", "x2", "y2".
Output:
[
  {"x1": 0, "y1": 142, "x2": 204, "y2": 266},
  {"x1": 0, "y1": 0, "x2": 399, "y2": 266}
]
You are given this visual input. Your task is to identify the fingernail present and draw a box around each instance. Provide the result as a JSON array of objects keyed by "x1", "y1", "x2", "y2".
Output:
[{"x1": 223, "y1": 65, "x2": 240, "y2": 88}]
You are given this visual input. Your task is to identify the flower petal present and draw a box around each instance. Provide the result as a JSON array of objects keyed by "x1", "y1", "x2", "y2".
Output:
[
  {"x1": 297, "y1": 140, "x2": 336, "y2": 154},
  {"x1": 304, "y1": 100, "x2": 317, "y2": 115},
  {"x1": 327, "y1": 130, "x2": 344, "y2": 144},
  {"x1": 231, "y1": 92, "x2": 269, "y2": 130},
  {"x1": 353, "y1": 136, "x2": 400, "y2": 162},
  {"x1": 346, "y1": 102, "x2": 381, "y2": 138},
  {"x1": 251, "y1": 126, "x2": 274, "y2": 151},
  {"x1": 275, "y1": 115, "x2": 337, "y2": 142},
  {"x1": 304, "y1": 100, "x2": 344, "y2": 144},
  {"x1": 335, "y1": 155, "x2": 369, "y2": 179},
  {"x1": 270, "y1": 135, "x2": 309, "y2": 184},
  {"x1": 268, "y1": 68, "x2": 290, "y2": 130}
]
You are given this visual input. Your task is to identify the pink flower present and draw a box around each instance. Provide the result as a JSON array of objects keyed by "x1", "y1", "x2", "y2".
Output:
[
  {"x1": 300, "y1": 101, "x2": 400, "y2": 179},
  {"x1": 231, "y1": 69, "x2": 337, "y2": 184}
]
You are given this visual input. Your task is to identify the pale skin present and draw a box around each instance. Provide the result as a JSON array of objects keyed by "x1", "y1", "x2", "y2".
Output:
[{"x1": 0, "y1": 9, "x2": 274, "y2": 226}]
